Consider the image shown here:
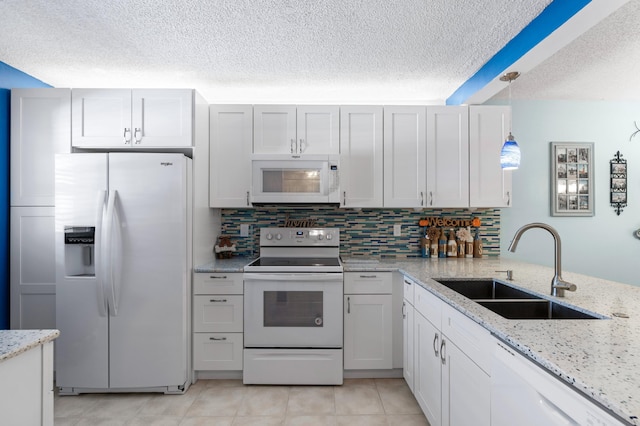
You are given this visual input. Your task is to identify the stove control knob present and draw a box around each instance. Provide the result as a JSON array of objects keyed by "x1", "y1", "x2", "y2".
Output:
[
  {"x1": 275, "y1": 233, "x2": 282, "y2": 240},
  {"x1": 265, "y1": 233, "x2": 273, "y2": 240},
  {"x1": 317, "y1": 234, "x2": 324, "y2": 240},
  {"x1": 326, "y1": 233, "x2": 333, "y2": 240}
]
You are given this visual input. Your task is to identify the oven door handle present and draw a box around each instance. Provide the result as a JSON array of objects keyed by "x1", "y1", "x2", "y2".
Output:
[{"x1": 243, "y1": 273, "x2": 344, "y2": 282}]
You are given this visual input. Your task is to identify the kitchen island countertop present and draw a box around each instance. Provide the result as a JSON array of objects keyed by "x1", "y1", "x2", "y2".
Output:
[
  {"x1": 0, "y1": 329, "x2": 59, "y2": 363},
  {"x1": 196, "y1": 255, "x2": 640, "y2": 424}
]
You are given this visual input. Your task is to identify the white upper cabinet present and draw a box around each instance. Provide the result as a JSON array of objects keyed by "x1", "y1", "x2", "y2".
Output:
[
  {"x1": 253, "y1": 105, "x2": 339, "y2": 155},
  {"x1": 11, "y1": 88, "x2": 71, "y2": 206},
  {"x1": 72, "y1": 89, "x2": 194, "y2": 148},
  {"x1": 469, "y1": 105, "x2": 513, "y2": 208},
  {"x1": 209, "y1": 105, "x2": 253, "y2": 208},
  {"x1": 339, "y1": 106, "x2": 383, "y2": 207},
  {"x1": 426, "y1": 106, "x2": 469, "y2": 208},
  {"x1": 383, "y1": 106, "x2": 427, "y2": 208}
]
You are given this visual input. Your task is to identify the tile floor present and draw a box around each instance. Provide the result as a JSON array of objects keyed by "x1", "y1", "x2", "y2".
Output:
[{"x1": 54, "y1": 378, "x2": 429, "y2": 426}]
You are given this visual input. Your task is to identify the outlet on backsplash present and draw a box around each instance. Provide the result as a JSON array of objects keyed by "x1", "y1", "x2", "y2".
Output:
[
  {"x1": 240, "y1": 224, "x2": 250, "y2": 237},
  {"x1": 393, "y1": 224, "x2": 402, "y2": 236}
]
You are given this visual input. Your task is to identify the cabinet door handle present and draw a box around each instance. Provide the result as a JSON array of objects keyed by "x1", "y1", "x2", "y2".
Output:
[
  {"x1": 123, "y1": 128, "x2": 131, "y2": 144},
  {"x1": 343, "y1": 191, "x2": 346, "y2": 206},
  {"x1": 440, "y1": 339, "x2": 446, "y2": 365},
  {"x1": 402, "y1": 301, "x2": 406, "y2": 319},
  {"x1": 134, "y1": 127, "x2": 142, "y2": 144},
  {"x1": 420, "y1": 192, "x2": 424, "y2": 206},
  {"x1": 246, "y1": 191, "x2": 250, "y2": 206},
  {"x1": 433, "y1": 333, "x2": 439, "y2": 357},
  {"x1": 290, "y1": 139, "x2": 295, "y2": 154},
  {"x1": 347, "y1": 296, "x2": 351, "y2": 314},
  {"x1": 299, "y1": 138, "x2": 305, "y2": 153},
  {"x1": 209, "y1": 276, "x2": 227, "y2": 279},
  {"x1": 359, "y1": 275, "x2": 377, "y2": 278},
  {"x1": 429, "y1": 191, "x2": 433, "y2": 206},
  {"x1": 209, "y1": 298, "x2": 228, "y2": 303},
  {"x1": 209, "y1": 337, "x2": 227, "y2": 341},
  {"x1": 404, "y1": 279, "x2": 412, "y2": 286},
  {"x1": 506, "y1": 191, "x2": 511, "y2": 206}
]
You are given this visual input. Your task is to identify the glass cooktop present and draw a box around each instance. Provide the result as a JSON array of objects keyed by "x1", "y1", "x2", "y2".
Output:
[{"x1": 246, "y1": 257, "x2": 341, "y2": 268}]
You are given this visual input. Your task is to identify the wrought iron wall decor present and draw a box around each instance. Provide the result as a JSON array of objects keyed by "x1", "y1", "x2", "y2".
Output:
[
  {"x1": 610, "y1": 151, "x2": 627, "y2": 215},
  {"x1": 550, "y1": 142, "x2": 594, "y2": 217}
]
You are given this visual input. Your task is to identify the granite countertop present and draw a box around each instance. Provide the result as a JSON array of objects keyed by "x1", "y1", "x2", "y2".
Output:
[
  {"x1": 373, "y1": 257, "x2": 639, "y2": 425},
  {"x1": 196, "y1": 255, "x2": 640, "y2": 424},
  {"x1": 194, "y1": 256, "x2": 255, "y2": 273},
  {"x1": 0, "y1": 329, "x2": 60, "y2": 363}
]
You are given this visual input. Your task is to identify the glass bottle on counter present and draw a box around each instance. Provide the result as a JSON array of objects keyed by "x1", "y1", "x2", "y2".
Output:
[
  {"x1": 473, "y1": 229, "x2": 483, "y2": 258},
  {"x1": 447, "y1": 229, "x2": 457, "y2": 257},
  {"x1": 438, "y1": 229, "x2": 447, "y2": 258}
]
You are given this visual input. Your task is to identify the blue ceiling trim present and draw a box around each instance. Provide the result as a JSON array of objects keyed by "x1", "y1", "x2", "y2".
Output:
[
  {"x1": 0, "y1": 61, "x2": 51, "y2": 89},
  {"x1": 446, "y1": 0, "x2": 592, "y2": 105}
]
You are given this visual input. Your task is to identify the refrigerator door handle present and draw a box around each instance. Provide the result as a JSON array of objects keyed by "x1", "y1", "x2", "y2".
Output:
[
  {"x1": 104, "y1": 189, "x2": 120, "y2": 316},
  {"x1": 95, "y1": 190, "x2": 108, "y2": 316}
]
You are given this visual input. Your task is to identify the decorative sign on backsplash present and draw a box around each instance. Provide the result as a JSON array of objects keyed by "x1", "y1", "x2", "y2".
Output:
[
  {"x1": 283, "y1": 214, "x2": 318, "y2": 228},
  {"x1": 420, "y1": 216, "x2": 481, "y2": 228}
]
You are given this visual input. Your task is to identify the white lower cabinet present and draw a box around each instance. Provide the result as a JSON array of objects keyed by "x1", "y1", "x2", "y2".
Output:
[
  {"x1": 343, "y1": 272, "x2": 393, "y2": 370},
  {"x1": 0, "y1": 341, "x2": 54, "y2": 426},
  {"x1": 491, "y1": 338, "x2": 626, "y2": 426},
  {"x1": 410, "y1": 277, "x2": 491, "y2": 426},
  {"x1": 193, "y1": 273, "x2": 243, "y2": 371},
  {"x1": 402, "y1": 276, "x2": 416, "y2": 391}
]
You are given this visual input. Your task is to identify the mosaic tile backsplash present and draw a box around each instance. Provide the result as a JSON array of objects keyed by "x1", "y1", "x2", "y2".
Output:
[{"x1": 219, "y1": 206, "x2": 501, "y2": 258}]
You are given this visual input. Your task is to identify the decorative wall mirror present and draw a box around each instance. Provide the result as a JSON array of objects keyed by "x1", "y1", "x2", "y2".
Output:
[
  {"x1": 550, "y1": 142, "x2": 594, "y2": 217},
  {"x1": 610, "y1": 151, "x2": 627, "y2": 215}
]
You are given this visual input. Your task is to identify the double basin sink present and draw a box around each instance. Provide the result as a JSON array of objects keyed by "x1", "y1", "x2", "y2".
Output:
[{"x1": 433, "y1": 279, "x2": 605, "y2": 320}]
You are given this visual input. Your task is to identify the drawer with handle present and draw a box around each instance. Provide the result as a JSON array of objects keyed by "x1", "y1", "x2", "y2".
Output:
[
  {"x1": 193, "y1": 295, "x2": 243, "y2": 332},
  {"x1": 194, "y1": 272, "x2": 243, "y2": 295},
  {"x1": 344, "y1": 272, "x2": 392, "y2": 294}
]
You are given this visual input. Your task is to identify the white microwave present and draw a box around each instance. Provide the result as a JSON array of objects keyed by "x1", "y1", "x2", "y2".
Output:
[{"x1": 251, "y1": 154, "x2": 340, "y2": 204}]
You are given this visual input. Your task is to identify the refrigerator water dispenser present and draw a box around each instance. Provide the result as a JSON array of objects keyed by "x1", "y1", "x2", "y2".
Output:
[{"x1": 64, "y1": 226, "x2": 95, "y2": 276}]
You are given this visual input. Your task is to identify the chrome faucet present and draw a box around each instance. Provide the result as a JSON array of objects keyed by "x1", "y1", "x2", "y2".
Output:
[{"x1": 508, "y1": 222, "x2": 577, "y2": 297}]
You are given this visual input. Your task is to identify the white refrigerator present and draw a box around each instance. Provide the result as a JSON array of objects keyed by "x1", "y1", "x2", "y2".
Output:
[{"x1": 54, "y1": 152, "x2": 192, "y2": 394}]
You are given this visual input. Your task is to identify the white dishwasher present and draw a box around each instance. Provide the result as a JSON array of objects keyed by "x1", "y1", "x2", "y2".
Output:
[{"x1": 491, "y1": 340, "x2": 628, "y2": 426}]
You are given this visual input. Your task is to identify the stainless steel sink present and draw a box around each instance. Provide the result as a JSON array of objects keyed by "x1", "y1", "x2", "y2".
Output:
[
  {"x1": 476, "y1": 300, "x2": 603, "y2": 320},
  {"x1": 434, "y1": 279, "x2": 541, "y2": 300},
  {"x1": 433, "y1": 278, "x2": 604, "y2": 320}
]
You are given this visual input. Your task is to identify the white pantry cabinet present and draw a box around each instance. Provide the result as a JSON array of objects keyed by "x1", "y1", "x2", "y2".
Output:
[
  {"x1": 193, "y1": 273, "x2": 244, "y2": 371},
  {"x1": 72, "y1": 89, "x2": 194, "y2": 148},
  {"x1": 343, "y1": 272, "x2": 393, "y2": 370},
  {"x1": 426, "y1": 106, "x2": 469, "y2": 208},
  {"x1": 10, "y1": 88, "x2": 71, "y2": 206},
  {"x1": 412, "y1": 280, "x2": 492, "y2": 426},
  {"x1": 253, "y1": 105, "x2": 340, "y2": 155},
  {"x1": 10, "y1": 88, "x2": 70, "y2": 330},
  {"x1": 469, "y1": 105, "x2": 513, "y2": 208},
  {"x1": 10, "y1": 207, "x2": 57, "y2": 330},
  {"x1": 209, "y1": 105, "x2": 253, "y2": 207},
  {"x1": 383, "y1": 106, "x2": 427, "y2": 208},
  {"x1": 339, "y1": 106, "x2": 383, "y2": 207}
]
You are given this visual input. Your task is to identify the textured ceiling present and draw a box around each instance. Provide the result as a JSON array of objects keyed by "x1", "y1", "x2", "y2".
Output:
[
  {"x1": 495, "y1": 0, "x2": 640, "y2": 101},
  {"x1": 0, "y1": 0, "x2": 635, "y2": 103}
]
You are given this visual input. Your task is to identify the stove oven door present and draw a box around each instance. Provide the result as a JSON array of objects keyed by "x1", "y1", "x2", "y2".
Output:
[{"x1": 244, "y1": 273, "x2": 343, "y2": 348}]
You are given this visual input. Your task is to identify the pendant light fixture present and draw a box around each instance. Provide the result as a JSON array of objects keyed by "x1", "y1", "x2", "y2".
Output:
[{"x1": 499, "y1": 71, "x2": 521, "y2": 170}]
